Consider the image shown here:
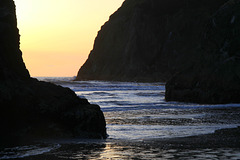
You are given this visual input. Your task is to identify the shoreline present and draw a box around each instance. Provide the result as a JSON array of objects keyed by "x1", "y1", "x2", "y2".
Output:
[
  {"x1": 103, "y1": 126, "x2": 240, "y2": 149},
  {"x1": 1, "y1": 126, "x2": 239, "y2": 160},
  {"x1": 143, "y1": 126, "x2": 240, "y2": 149}
]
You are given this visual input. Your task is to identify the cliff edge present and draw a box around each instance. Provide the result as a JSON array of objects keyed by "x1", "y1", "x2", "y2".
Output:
[
  {"x1": 76, "y1": 0, "x2": 227, "y2": 82},
  {"x1": 0, "y1": 0, "x2": 107, "y2": 145}
]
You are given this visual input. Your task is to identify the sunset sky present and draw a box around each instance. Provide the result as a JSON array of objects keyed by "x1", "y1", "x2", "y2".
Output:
[{"x1": 14, "y1": 0, "x2": 124, "y2": 77}]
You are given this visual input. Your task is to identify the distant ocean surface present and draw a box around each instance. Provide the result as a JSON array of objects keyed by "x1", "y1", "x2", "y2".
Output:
[{"x1": 1, "y1": 77, "x2": 240, "y2": 159}]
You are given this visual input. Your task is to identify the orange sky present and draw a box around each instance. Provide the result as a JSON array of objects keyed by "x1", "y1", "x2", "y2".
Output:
[{"x1": 14, "y1": 0, "x2": 124, "y2": 77}]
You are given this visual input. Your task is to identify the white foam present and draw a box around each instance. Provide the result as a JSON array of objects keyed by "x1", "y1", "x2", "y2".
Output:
[{"x1": 0, "y1": 144, "x2": 60, "y2": 159}]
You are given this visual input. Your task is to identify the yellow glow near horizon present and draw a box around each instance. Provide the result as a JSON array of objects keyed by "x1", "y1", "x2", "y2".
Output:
[{"x1": 14, "y1": 0, "x2": 124, "y2": 77}]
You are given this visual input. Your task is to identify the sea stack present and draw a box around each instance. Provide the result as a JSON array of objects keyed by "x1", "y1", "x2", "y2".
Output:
[
  {"x1": 0, "y1": 0, "x2": 107, "y2": 145},
  {"x1": 76, "y1": 0, "x2": 228, "y2": 82}
]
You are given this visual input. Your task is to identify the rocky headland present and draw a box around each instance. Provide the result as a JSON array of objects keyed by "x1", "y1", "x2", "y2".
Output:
[
  {"x1": 76, "y1": 0, "x2": 240, "y2": 104},
  {"x1": 0, "y1": 0, "x2": 106, "y2": 145},
  {"x1": 76, "y1": 0, "x2": 228, "y2": 82}
]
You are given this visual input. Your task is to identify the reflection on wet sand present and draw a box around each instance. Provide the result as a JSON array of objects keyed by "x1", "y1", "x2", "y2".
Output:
[
  {"x1": 1, "y1": 135, "x2": 240, "y2": 160},
  {"x1": 70, "y1": 141, "x2": 240, "y2": 160}
]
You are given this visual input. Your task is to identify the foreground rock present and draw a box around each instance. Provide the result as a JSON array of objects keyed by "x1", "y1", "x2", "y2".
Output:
[
  {"x1": 0, "y1": 0, "x2": 106, "y2": 145},
  {"x1": 76, "y1": 0, "x2": 227, "y2": 82},
  {"x1": 166, "y1": 0, "x2": 240, "y2": 104}
]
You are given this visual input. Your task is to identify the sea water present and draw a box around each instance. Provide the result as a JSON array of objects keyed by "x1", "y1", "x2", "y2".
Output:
[{"x1": 1, "y1": 77, "x2": 240, "y2": 159}]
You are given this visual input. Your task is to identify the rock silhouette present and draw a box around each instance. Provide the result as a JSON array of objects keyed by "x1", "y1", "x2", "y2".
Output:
[
  {"x1": 76, "y1": 0, "x2": 240, "y2": 104},
  {"x1": 76, "y1": 0, "x2": 227, "y2": 82},
  {"x1": 0, "y1": 0, "x2": 106, "y2": 145},
  {"x1": 166, "y1": 0, "x2": 240, "y2": 104}
]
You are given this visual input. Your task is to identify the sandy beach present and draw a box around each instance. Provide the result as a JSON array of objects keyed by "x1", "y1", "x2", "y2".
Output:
[{"x1": 4, "y1": 126, "x2": 238, "y2": 160}]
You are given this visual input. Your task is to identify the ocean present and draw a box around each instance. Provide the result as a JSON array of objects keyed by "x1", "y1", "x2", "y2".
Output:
[{"x1": 0, "y1": 77, "x2": 240, "y2": 159}]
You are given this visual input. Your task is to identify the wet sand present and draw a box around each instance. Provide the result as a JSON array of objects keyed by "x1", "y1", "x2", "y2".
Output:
[{"x1": 11, "y1": 126, "x2": 240, "y2": 160}]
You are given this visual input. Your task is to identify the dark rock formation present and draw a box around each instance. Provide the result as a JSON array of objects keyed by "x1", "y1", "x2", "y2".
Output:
[
  {"x1": 76, "y1": 0, "x2": 240, "y2": 104},
  {"x1": 166, "y1": 0, "x2": 240, "y2": 104},
  {"x1": 0, "y1": 0, "x2": 106, "y2": 145},
  {"x1": 0, "y1": 0, "x2": 30, "y2": 80},
  {"x1": 76, "y1": 0, "x2": 227, "y2": 82}
]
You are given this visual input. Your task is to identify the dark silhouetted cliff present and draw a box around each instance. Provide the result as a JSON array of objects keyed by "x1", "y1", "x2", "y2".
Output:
[
  {"x1": 166, "y1": 0, "x2": 240, "y2": 104},
  {"x1": 0, "y1": 0, "x2": 106, "y2": 145},
  {"x1": 76, "y1": 0, "x2": 227, "y2": 82},
  {"x1": 0, "y1": 0, "x2": 30, "y2": 79}
]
